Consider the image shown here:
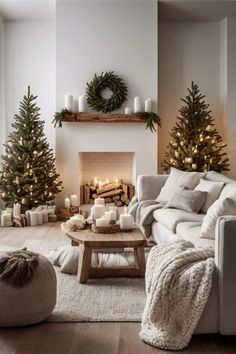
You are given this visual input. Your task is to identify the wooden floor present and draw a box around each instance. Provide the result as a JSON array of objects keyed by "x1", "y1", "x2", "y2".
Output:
[{"x1": 0, "y1": 223, "x2": 236, "y2": 354}]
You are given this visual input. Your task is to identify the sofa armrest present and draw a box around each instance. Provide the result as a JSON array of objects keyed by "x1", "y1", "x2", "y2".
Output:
[
  {"x1": 137, "y1": 174, "x2": 168, "y2": 202},
  {"x1": 215, "y1": 216, "x2": 236, "y2": 334}
]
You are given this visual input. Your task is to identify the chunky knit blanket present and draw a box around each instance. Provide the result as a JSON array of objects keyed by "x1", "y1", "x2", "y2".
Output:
[{"x1": 140, "y1": 240, "x2": 215, "y2": 350}]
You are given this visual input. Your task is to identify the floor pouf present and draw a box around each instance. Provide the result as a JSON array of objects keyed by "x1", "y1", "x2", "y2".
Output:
[{"x1": 0, "y1": 253, "x2": 57, "y2": 327}]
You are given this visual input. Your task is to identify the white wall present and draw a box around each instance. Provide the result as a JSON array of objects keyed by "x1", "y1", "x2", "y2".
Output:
[
  {"x1": 0, "y1": 16, "x2": 6, "y2": 158},
  {"x1": 220, "y1": 16, "x2": 236, "y2": 178},
  {"x1": 158, "y1": 21, "x2": 223, "y2": 171},
  {"x1": 56, "y1": 0, "x2": 158, "y2": 205},
  {"x1": 5, "y1": 20, "x2": 55, "y2": 150}
]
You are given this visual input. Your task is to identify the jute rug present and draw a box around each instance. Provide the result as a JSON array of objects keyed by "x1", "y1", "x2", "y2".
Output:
[
  {"x1": 22, "y1": 239, "x2": 146, "y2": 322},
  {"x1": 47, "y1": 270, "x2": 145, "y2": 322}
]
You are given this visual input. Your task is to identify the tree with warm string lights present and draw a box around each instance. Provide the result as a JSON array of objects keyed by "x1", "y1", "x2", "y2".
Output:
[
  {"x1": 0, "y1": 87, "x2": 63, "y2": 208},
  {"x1": 161, "y1": 81, "x2": 230, "y2": 173}
]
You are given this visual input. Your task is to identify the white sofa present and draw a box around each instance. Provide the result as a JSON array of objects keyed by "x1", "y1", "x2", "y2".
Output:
[{"x1": 135, "y1": 170, "x2": 236, "y2": 335}]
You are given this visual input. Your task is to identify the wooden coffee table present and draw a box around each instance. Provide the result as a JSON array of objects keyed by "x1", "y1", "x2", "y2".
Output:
[{"x1": 62, "y1": 223, "x2": 147, "y2": 283}]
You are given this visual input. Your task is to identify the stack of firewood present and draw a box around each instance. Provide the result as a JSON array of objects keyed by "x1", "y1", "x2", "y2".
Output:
[{"x1": 80, "y1": 181, "x2": 135, "y2": 206}]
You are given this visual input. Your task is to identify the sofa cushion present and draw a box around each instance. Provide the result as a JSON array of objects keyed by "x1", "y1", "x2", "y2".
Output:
[
  {"x1": 166, "y1": 189, "x2": 207, "y2": 213},
  {"x1": 176, "y1": 222, "x2": 214, "y2": 248},
  {"x1": 153, "y1": 208, "x2": 204, "y2": 233},
  {"x1": 206, "y1": 171, "x2": 233, "y2": 183},
  {"x1": 194, "y1": 178, "x2": 224, "y2": 213},
  {"x1": 219, "y1": 182, "x2": 236, "y2": 203},
  {"x1": 201, "y1": 198, "x2": 236, "y2": 240},
  {"x1": 156, "y1": 167, "x2": 205, "y2": 205}
]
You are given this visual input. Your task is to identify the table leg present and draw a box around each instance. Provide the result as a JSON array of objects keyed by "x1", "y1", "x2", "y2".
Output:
[
  {"x1": 77, "y1": 244, "x2": 92, "y2": 283},
  {"x1": 134, "y1": 247, "x2": 146, "y2": 277}
]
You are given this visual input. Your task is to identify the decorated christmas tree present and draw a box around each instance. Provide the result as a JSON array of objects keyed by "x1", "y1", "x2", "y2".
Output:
[
  {"x1": 161, "y1": 82, "x2": 230, "y2": 173},
  {"x1": 0, "y1": 87, "x2": 63, "y2": 208}
]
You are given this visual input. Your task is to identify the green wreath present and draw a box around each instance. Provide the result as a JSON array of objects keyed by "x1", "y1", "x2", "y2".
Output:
[{"x1": 86, "y1": 71, "x2": 128, "y2": 113}]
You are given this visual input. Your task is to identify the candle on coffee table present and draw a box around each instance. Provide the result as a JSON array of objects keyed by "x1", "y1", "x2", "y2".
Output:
[
  {"x1": 91, "y1": 205, "x2": 105, "y2": 221},
  {"x1": 96, "y1": 217, "x2": 110, "y2": 227},
  {"x1": 120, "y1": 214, "x2": 134, "y2": 230}
]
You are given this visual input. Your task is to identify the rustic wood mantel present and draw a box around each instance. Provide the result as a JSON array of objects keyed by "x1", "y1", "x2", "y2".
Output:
[{"x1": 62, "y1": 112, "x2": 146, "y2": 123}]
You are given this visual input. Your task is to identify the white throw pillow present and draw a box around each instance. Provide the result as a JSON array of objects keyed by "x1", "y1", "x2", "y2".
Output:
[
  {"x1": 201, "y1": 198, "x2": 236, "y2": 239},
  {"x1": 194, "y1": 179, "x2": 224, "y2": 213},
  {"x1": 156, "y1": 167, "x2": 204, "y2": 205}
]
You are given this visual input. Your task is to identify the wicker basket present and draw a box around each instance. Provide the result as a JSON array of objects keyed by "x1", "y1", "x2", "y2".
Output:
[{"x1": 91, "y1": 223, "x2": 121, "y2": 234}]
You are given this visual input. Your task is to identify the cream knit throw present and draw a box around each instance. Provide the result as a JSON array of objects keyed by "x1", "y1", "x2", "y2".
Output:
[{"x1": 140, "y1": 240, "x2": 215, "y2": 350}]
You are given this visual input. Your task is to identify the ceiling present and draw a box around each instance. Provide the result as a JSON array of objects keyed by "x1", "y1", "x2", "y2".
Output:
[
  {"x1": 159, "y1": 0, "x2": 236, "y2": 21},
  {"x1": 0, "y1": 0, "x2": 55, "y2": 20}
]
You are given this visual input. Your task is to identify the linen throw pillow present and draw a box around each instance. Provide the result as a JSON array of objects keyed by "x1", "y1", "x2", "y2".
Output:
[
  {"x1": 194, "y1": 179, "x2": 224, "y2": 213},
  {"x1": 201, "y1": 198, "x2": 236, "y2": 239},
  {"x1": 166, "y1": 189, "x2": 207, "y2": 213},
  {"x1": 156, "y1": 167, "x2": 205, "y2": 205}
]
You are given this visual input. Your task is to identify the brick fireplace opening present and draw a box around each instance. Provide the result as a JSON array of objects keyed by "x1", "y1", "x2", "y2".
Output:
[{"x1": 79, "y1": 152, "x2": 135, "y2": 206}]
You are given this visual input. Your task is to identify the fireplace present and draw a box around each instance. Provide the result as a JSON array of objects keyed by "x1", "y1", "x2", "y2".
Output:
[{"x1": 79, "y1": 152, "x2": 135, "y2": 205}]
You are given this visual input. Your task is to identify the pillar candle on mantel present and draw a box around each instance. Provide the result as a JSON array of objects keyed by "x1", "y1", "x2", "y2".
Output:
[
  {"x1": 145, "y1": 98, "x2": 152, "y2": 113},
  {"x1": 65, "y1": 94, "x2": 73, "y2": 112},
  {"x1": 71, "y1": 195, "x2": 78, "y2": 207},
  {"x1": 134, "y1": 97, "x2": 142, "y2": 113},
  {"x1": 125, "y1": 107, "x2": 132, "y2": 115},
  {"x1": 65, "y1": 197, "x2": 71, "y2": 208},
  {"x1": 79, "y1": 95, "x2": 87, "y2": 112}
]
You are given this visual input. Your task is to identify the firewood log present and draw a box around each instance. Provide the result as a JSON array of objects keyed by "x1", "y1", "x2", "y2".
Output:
[
  {"x1": 112, "y1": 195, "x2": 120, "y2": 201},
  {"x1": 84, "y1": 185, "x2": 90, "y2": 204},
  {"x1": 92, "y1": 193, "x2": 98, "y2": 199},
  {"x1": 98, "y1": 189, "x2": 123, "y2": 198},
  {"x1": 97, "y1": 183, "x2": 119, "y2": 195},
  {"x1": 116, "y1": 200, "x2": 123, "y2": 207},
  {"x1": 105, "y1": 197, "x2": 112, "y2": 203},
  {"x1": 121, "y1": 193, "x2": 128, "y2": 202},
  {"x1": 125, "y1": 198, "x2": 131, "y2": 206},
  {"x1": 128, "y1": 185, "x2": 135, "y2": 200},
  {"x1": 80, "y1": 185, "x2": 84, "y2": 204},
  {"x1": 121, "y1": 183, "x2": 128, "y2": 195}
]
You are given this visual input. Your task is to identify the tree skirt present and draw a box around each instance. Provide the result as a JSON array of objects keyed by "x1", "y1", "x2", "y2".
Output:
[{"x1": 47, "y1": 270, "x2": 145, "y2": 322}]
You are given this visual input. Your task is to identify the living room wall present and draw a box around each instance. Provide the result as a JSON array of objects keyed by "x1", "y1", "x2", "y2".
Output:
[
  {"x1": 158, "y1": 21, "x2": 223, "y2": 172},
  {"x1": 4, "y1": 20, "x2": 55, "y2": 150}
]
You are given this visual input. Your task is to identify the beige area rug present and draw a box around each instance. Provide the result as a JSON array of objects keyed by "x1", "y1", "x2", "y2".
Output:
[{"x1": 22, "y1": 238, "x2": 146, "y2": 322}]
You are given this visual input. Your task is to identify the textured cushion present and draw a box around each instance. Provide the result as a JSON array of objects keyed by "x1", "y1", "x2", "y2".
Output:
[
  {"x1": 51, "y1": 245, "x2": 98, "y2": 273},
  {"x1": 194, "y1": 179, "x2": 224, "y2": 213},
  {"x1": 166, "y1": 189, "x2": 207, "y2": 213},
  {"x1": 206, "y1": 171, "x2": 233, "y2": 183},
  {"x1": 219, "y1": 182, "x2": 236, "y2": 203},
  {"x1": 153, "y1": 208, "x2": 204, "y2": 233},
  {"x1": 201, "y1": 198, "x2": 236, "y2": 239},
  {"x1": 156, "y1": 168, "x2": 205, "y2": 205},
  {"x1": 176, "y1": 222, "x2": 214, "y2": 248},
  {"x1": 137, "y1": 174, "x2": 168, "y2": 201},
  {"x1": 0, "y1": 254, "x2": 56, "y2": 327}
]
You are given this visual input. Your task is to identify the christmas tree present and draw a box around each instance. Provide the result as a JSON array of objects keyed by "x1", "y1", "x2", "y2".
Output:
[
  {"x1": 161, "y1": 82, "x2": 230, "y2": 173},
  {"x1": 0, "y1": 87, "x2": 63, "y2": 208}
]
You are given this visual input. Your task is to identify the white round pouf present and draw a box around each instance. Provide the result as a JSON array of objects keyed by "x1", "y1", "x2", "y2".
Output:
[{"x1": 0, "y1": 254, "x2": 57, "y2": 327}]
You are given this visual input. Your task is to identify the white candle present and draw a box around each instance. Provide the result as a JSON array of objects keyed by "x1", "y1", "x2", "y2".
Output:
[
  {"x1": 109, "y1": 209, "x2": 117, "y2": 223},
  {"x1": 134, "y1": 97, "x2": 142, "y2": 113},
  {"x1": 1, "y1": 213, "x2": 9, "y2": 227},
  {"x1": 30, "y1": 211, "x2": 38, "y2": 227},
  {"x1": 37, "y1": 205, "x2": 42, "y2": 211},
  {"x1": 65, "y1": 197, "x2": 71, "y2": 208},
  {"x1": 145, "y1": 98, "x2": 152, "y2": 112},
  {"x1": 71, "y1": 194, "x2": 79, "y2": 207},
  {"x1": 96, "y1": 217, "x2": 110, "y2": 227},
  {"x1": 6, "y1": 208, "x2": 13, "y2": 220},
  {"x1": 73, "y1": 97, "x2": 79, "y2": 113},
  {"x1": 79, "y1": 95, "x2": 87, "y2": 112},
  {"x1": 42, "y1": 210, "x2": 49, "y2": 223},
  {"x1": 124, "y1": 206, "x2": 128, "y2": 214},
  {"x1": 37, "y1": 211, "x2": 43, "y2": 225},
  {"x1": 91, "y1": 205, "x2": 105, "y2": 220},
  {"x1": 125, "y1": 107, "x2": 132, "y2": 115},
  {"x1": 25, "y1": 210, "x2": 31, "y2": 225},
  {"x1": 120, "y1": 214, "x2": 134, "y2": 230},
  {"x1": 48, "y1": 207, "x2": 55, "y2": 215},
  {"x1": 42, "y1": 205, "x2": 48, "y2": 210},
  {"x1": 65, "y1": 94, "x2": 73, "y2": 111},
  {"x1": 13, "y1": 203, "x2": 21, "y2": 218},
  {"x1": 95, "y1": 197, "x2": 105, "y2": 206},
  {"x1": 104, "y1": 211, "x2": 110, "y2": 219}
]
